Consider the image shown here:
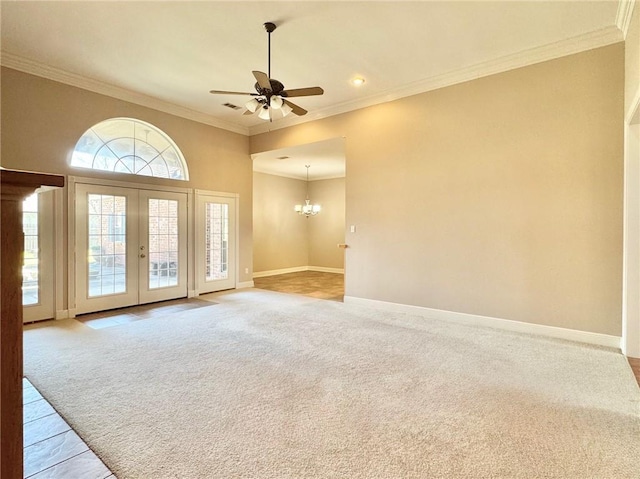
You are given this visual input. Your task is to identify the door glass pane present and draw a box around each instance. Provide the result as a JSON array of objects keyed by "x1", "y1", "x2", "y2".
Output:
[
  {"x1": 87, "y1": 194, "x2": 127, "y2": 297},
  {"x1": 205, "y1": 202, "x2": 229, "y2": 281},
  {"x1": 22, "y1": 194, "x2": 39, "y2": 305},
  {"x1": 148, "y1": 199, "x2": 179, "y2": 289}
]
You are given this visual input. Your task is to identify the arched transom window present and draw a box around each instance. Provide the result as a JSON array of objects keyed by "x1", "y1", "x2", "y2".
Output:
[{"x1": 71, "y1": 118, "x2": 189, "y2": 180}]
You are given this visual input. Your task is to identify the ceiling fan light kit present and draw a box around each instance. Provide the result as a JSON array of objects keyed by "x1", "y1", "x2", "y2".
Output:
[
  {"x1": 209, "y1": 22, "x2": 324, "y2": 122},
  {"x1": 245, "y1": 98, "x2": 261, "y2": 113},
  {"x1": 270, "y1": 95, "x2": 283, "y2": 109},
  {"x1": 258, "y1": 105, "x2": 271, "y2": 121}
]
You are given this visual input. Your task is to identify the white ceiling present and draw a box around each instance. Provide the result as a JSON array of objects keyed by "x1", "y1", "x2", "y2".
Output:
[
  {"x1": 0, "y1": 1, "x2": 624, "y2": 179},
  {"x1": 252, "y1": 137, "x2": 346, "y2": 181}
]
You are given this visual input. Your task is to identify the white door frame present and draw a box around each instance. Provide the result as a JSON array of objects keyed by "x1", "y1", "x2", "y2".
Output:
[
  {"x1": 74, "y1": 183, "x2": 140, "y2": 314},
  {"x1": 68, "y1": 176, "x2": 193, "y2": 317},
  {"x1": 22, "y1": 189, "x2": 56, "y2": 322},
  {"x1": 623, "y1": 92, "x2": 640, "y2": 358},
  {"x1": 194, "y1": 189, "x2": 239, "y2": 294}
]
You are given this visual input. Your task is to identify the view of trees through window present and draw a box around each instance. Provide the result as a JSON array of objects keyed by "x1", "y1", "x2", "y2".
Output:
[{"x1": 71, "y1": 118, "x2": 188, "y2": 180}]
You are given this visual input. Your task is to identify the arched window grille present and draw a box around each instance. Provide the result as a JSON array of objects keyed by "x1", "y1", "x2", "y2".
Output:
[{"x1": 70, "y1": 118, "x2": 189, "y2": 180}]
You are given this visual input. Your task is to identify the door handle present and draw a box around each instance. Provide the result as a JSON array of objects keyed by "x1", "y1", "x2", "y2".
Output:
[{"x1": 140, "y1": 254, "x2": 146, "y2": 258}]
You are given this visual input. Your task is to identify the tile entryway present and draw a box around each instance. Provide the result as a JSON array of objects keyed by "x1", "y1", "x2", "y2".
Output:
[
  {"x1": 23, "y1": 378, "x2": 114, "y2": 479},
  {"x1": 77, "y1": 297, "x2": 214, "y2": 330},
  {"x1": 253, "y1": 271, "x2": 344, "y2": 301}
]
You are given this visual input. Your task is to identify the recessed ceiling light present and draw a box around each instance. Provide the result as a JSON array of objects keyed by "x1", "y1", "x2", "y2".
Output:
[{"x1": 351, "y1": 77, "x2": 366, "y2": 87}]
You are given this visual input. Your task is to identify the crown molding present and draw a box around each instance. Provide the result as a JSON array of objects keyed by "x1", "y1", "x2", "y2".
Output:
[
  {"x1": 1, "y1": 24, "x2": 624, "y2": 139},
  {"x1": 252, "y1": 167, "x2": 306, "y2": 181},
  {"x1": 252, "y1": 166, "x2": 344, "y2": 181},
  {"x1": 616, "y1": 0, "x2": 636, "y2": 38},
  {"x1": 627, "y1": 87, "x2": 640, "y2": 124},
  {"x1": 249, "y1": 26, "x2": 624, "y2": 136},
  {"x1": 0, "y1": 52, "x2": 250, "y2": 136}
]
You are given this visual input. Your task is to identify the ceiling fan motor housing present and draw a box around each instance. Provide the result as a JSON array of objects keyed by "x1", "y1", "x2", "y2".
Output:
[{"x1": 254, "y1": 79, "x2": 285, "y2": 97}]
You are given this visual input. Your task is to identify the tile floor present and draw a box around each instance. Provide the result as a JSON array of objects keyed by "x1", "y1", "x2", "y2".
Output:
[
  {"x1": 77, "y1": 297, "x2": 215, "y2": 330},
  {"x1": 23, "y1": 378, "x2": 114, "y2": 479},
  {"x1": 629, "y1": 357, "x2": 640, "y2": 387},
  {"x1": 253, "y1": 270, "x2": 344, "y2": 301}
]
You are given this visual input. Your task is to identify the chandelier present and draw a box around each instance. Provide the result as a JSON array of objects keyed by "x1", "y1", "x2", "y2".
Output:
[{"x1": 295, "y1": 165, "x2": 321, "y2": 217}]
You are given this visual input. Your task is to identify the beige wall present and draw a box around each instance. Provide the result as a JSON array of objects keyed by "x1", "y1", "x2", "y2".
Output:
[
  {"x1": 1, "y1": 67, "x2": 254, "y2": 300},
  {"x1": 253, "y1": 173, "x2": 345, "y2": 272},
  {"x1": 251, "y1": 43, "x2": 625, "y2": 336},
  {"x1": 625, "y1": 5, "x2": 640, "y2": 118},
  {"x1": 253, "y1": 172, "x2": 308, "y2": 272},
  {"x1": 308, "y1": 178, "x2": 345, "y2": 269}
]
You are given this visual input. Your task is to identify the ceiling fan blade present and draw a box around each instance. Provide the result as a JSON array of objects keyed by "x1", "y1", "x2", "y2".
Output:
[
  {"x1": 243, "y1": 110, "x2": 255, "y2": 116},
  {"x1": 282, "y1": 87, "x2": 324, "y2": 98},
  {"x1": 253, "y1": 71, "x2": 272, "y2": 91},
  {"x1": 209, "y1": 89, "x2": 257, "y2": 96},
  {"x1": 283, "y1": 99, "x2": 307, "y2": 116}
]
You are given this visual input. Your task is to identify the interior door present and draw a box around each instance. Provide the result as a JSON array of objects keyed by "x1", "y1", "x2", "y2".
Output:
[
  {"x1": 196, "y1": 193, "x2": 236, "y2": 294},
  {"x1": 22, "y1": 191, "x2": 55, "y2": 322},
  {"x1": 75, "y1": 184, "x2": 188, "y2": 315}
]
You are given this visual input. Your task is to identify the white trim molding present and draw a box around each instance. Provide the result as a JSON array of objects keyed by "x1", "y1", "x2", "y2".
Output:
[
  {"x1": 54, "y1": 188, "x2": 66, "y2": 320},
  {"x1": 0, "y1": 51, "x2": 249, "y2": 136},
  {"x1": 249, "y1": 26, "x2": 624, "y2": 135},
  {"x1": 344, "y1": 296, "x2": 621, "y2": 350},
  {"x1": 236, "y1": 281, "x2": 255, "y2": 289},
  {"x1": 2, "y1": 23, "x2": 624, "y2": 139},
  {"x1": 617, "y1": 0, "x2": 637, "y2": 39},
  {"x1": 253, "y1": 266, "x2": 308, "y2": 278},
  {"x1": 253, "y1": 266, "x2": 344, "y2": 278},
  {"x1": 626, "y1": 87, "x2": 640, "y2": 125},
  {"x1": 69, "y1": 175, "x2": 192, "y2": 194},
  {"x1": 309, "y1": 266, "x2": 345, "y2": 274}
]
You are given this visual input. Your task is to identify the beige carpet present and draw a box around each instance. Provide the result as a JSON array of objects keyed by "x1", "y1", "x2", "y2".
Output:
[{"x1": 24, "y1": 289, "x2": 640, "y2": 478}]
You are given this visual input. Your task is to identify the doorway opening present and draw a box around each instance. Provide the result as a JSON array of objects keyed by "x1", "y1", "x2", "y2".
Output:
[{"x1": 251, "y1": 137, "x2": 346, "y2": 300}]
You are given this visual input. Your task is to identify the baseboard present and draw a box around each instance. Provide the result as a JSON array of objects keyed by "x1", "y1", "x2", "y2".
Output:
[
  {"x1": 343, "y1": 296, "x2": 621, "y2": 350},
  {"x1": 253, "y1": 266, "x2": 309, "y2": 278},
  {"x1": 253, "y1": 266, "x2": 344, "y2": 278},
  {"x1": 308, "y1": 266, "x2": 344, "y2": 274},
  {"x1": 236, "y1": 280, "x2": 255, "y2": 289}
]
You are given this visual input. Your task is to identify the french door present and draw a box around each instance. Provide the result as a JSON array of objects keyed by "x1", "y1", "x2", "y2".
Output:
[
  {"x1": 195, "y1": 192, "x2": 236, "y2": 293},
  {"x1": 22, "y1": 191, "x2": 55, "y2": 322},
  {"x1": 75, "y1": 183, "x2": 187, "y2": 315}
]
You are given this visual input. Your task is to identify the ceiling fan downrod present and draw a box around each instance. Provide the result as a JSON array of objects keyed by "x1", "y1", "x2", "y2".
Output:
[{"x1": 264, "y1": 22, "x2": 276, "y2": 79}]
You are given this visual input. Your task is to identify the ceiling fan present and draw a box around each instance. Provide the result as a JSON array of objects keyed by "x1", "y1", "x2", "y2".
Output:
[{"x1": 209, "y1": 22, "x2": 324, "y2": 121}]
